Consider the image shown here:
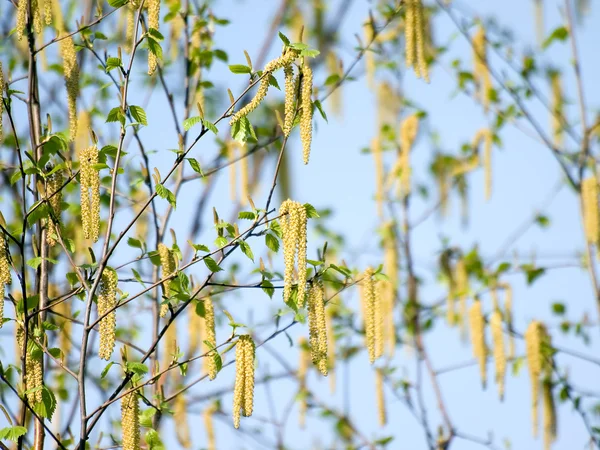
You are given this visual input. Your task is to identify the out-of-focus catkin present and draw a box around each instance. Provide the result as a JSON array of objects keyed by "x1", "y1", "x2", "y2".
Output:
[
  {"x1": 228, "y1": 141, "x2": 237, "y2": 202},
  {"x1": 525, "y1": 321, "x2": 553, "y2": 438},
  {"x1": 404, "y1": 0, "x2": 429, "y2": 81},
  {"x1": 364, "y1": 21, "x2": 375, "y2": 88},
  {"x1": 473, "y1": 128, "x2": 493, "y2": 201},
  {"x1": 204, "y1": 405, "x2": 216, "y2": 450},
  {"x1": 78, "y1": 146, "x2": 100, "y2": 242},
  {"x1": 0, "y1": 63, "x2": 4, "y2": 142},
  {"x1": 468, "y1": 300, "x2": 487, "y2": 388},
  {"x1": 307, "y1": 281, "x2": 328, "y2": 376},
  {"x1": 503, "y1": 283, "x2": 515, "y2": 359},
  {"x1": 280, "y1": 200, "x2": 308, "y2": 308},
  {"x1": 550, "y1": 72, "x2": 563, "y2": 148},
  {"x1": 382, "y1": 222, "x2": 398, "y2": 356},
  {"x1": 473, "y1": 25, "x2": 492, "y2": 112},
  {"x1": 174, "y1": 392, "x2": 191, "y2": 448},
  {"x1": 542, "y1": 379, "x2": 557, "y2": 450},
  {"x1": 46, "y1": 170, "x2": 63, "y2": 246},
  {"x1": 16, "y1": 0, "x2": 27, "y2": 40},
  {"x1": 233, "y1": 334, "x2": 256, "y2": 428},
  {"x1": 361, "y1": 267, "x2": 382, "y2": 363},
  {"x1": 300, "y1": 62, "x2": 313, "y2": 165},
  {"x1": 298, "y1": 337, "x2": 310, "y2": 428},
  {"x1": 490, "y1": 309, "x2": 506, "y2": 400},
  {"x1": 0, "y1": 233, "x2": 11, "y2": 325},
  {"x1": 147, "y1": 0, "x2": 160, "y2": 75},
  {"x1": 98, "y1": 267, "x2": 118, "y2": 361},
  {"x1": 399, "y1": 114, "x2": 419, "y2": 197},
  {"x1": 158, "y1": 243, "x2": 176, "y2": 317},
  {"x1": 372, "y1": 137, "x2": 384, "y2": 218},
  {"x1": 42, "y1": 0, "x2": 52, "y2": 25},
  {"x1": 581, "y1": 176, "x2": 599, "y2": 244},
  {"x1": 60, "y1": 36, "x2": 79, "y2": 140},
  {"x1": 375, "y1": 368, "x2": 386, "y2": 426},
  {"x1": 455, "y1": 256, "x2": 469, "y2": 339},
  {"x1": 325, "y1": 307, "x2": 336, "y2": 393},
  {"x1": 203, "y1": 297, "x2": 217, "y2": 380},
  {"x1": 121, "y1": 390, "x2": 140, "y2": 450}
]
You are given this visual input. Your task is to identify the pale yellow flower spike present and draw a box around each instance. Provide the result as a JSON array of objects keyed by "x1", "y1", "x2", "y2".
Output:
[
  {"x1": 174, "y1": 393, "x2": 191, "y2": 449},
  {"x1": 78, "y1": 146, "x2": 100, "y2": 242},
  {"x1": 228, "y1": 142, "x2": 237, "y2": 202},
  {"x1": 455, "y1": 257, "x2": 469, "y2": 341},
  {"x1": 280, "y1": 200, "x2": 308, "y2": 307},
  {"x1": 46, "y1": 170, "x2": 63, "y2": 247},
  {"x1": 240, "y1": 143, "x2": 249, "y2": 206},
  {"x1": 473, "y1": 25, "x2": 492, "y2": 112},
  {"x1": 325, "y1": 307, "x2": 336, "y2": 393},
  {"x1": 372, "y1": 137, "x2": 384, "y2": 219},
  {"x1": 473, "y1": 128, "x2": 493, "y2": 201},
  {"x1": 376, "y1": 368, "x2": 387, "y2": 427},
  {"x1": 298, "y1": 337, "x2": 310, "y2": 428},
  {"x1": 307, "y1": 281, "x2": 328, "y2": 375},
  {"x1": 204, "y1": 406, "x2": 216, "y2": 450},
  {"x1": 121, "y1": 390, "x2": 140, "y2": 450},
  {"x1": 16, "y1": 326, "x2": 42, "y2": 404},
  {"x1": 542, "y1": 379, "x2": 557, "y2": 450},
  {"x1": 413, "y1": 0, "x2": 429, "y2": 82},
  {"x1": 60, "y1": 36, "x2": 80, "y2": 141},
  {"x1": 204, "y1": 297, "x2": 217, "y2": 380},
  {"x1": 364, "y1": 21, "x2": 375, "y2": 88},
  {"x1": 162, "y1": 322, "x2": 177, "y2": 375},
  {"x1": 188, "y1": 307, "x2": 202, "y2": 356},
  {"x1": 32, "y1": 0, "x2": 42, "y2": 35},
  {"x1": 125, "y1": 4, "x2": 135, "y2": 53},
  {"x1": 233, "y1": 335, "x2": 256, "y2": 428},
  {"x1": 490, "y1": 309, "x2": 506, "y2": 400},
  {"x1": 0, "y1": 233, "x2": 12, "y2": 326},
  {"x1": 404, "y1": 0, "x2": 416, "y2": 71},
  {"x1": 404, "y1": 0, "x2": 428, "y2": 81},
  {"x1": 43, "y1": 0, "x2": 52, "y2": 25},
  {"x1": 242, "y1": 335, "x2": 256, "y2": 418},
  {"x1": 362, "y1": 267, "x2": 382, "y2": 364},
  {"x1": 0, "y1": 63, "x2": 4, "y2": 142},
  {"x1": 158, "y1": 243, "x2": 176, "y2": 317},
  {"x1": 503, "y1": 283, "x2": 515, "y2": 359},
  {"x1": 16, "y1": 0, "x2": 27, "y2": 40},
  {"x1": 468, "y1": 299, "x2": 487, "y2": 388},
  {"x1": 147, "y1": 0, "x2": 160, "y2": 75},
  {"x1": 550, "y1": 72, "x2": 564, "y2": 148},
  {"x1": 400, "y1": 114, "x2": 420, "y2": 197},
  {"x1": 300, "y1": 62, "x2": 314, "y2": 165},
  {"x1": 525, "y1": 321, "x2": 542, "y2": 438},
  {"x1": 382, "y1": 224, "x2": 398, "y2": 357},
  {"x1": 581, "y1": 176, "x2": 599, "y2": 244},
  {"x1": 283, "y1": 64, "x2": 296, "y2": 137},
  {"x1": 98, "y1": 268, "x2": 118, "y2": 361}
]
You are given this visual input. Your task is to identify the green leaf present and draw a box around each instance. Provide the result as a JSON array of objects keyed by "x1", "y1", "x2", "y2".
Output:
[
  {"x1": 542, "y1": 26, "x2": 569, "y2": 49},
  {"x1": 0, "y1": 426, "x2": 27, "y2": 442},
  {"x1": 100, "y1": 361, "x2": 114, "y2": 379},
  {"x1": 552, "y1": 302, "x2": 566, "y2": 315},
  {"x1": 239, "y1": 241, "x2": 254, "y2": 262},
  {"x1": 108, "y1": 0, "x2": 128, "y2": 7},
  {"x1": 313, "y1": 100, "x2": 328, "y2": 122},
  {"x1": 304, "y1": 203, "x2": 320, "y2": 218},
  {"x1": 186, "y1": 158, "x2": 204, "y2": 176},
  {"x1": 265, "y1": 233, "x2": 280, "y2": 252},
  {"x1": 203, "y1": 256, "x2": 223, "y2": 273},
  {"x1": 129, "y1": 105, "x2": 148, "y2": 126},
  {"x1": 155, "y1": 184, "x2": 176, "y2": 208},
  {"x1": 202, "y1": 119, "x2": 218, "y2": 134},
  {"x1": 228, "y1": 64, "x2": 252, "y2": 74},
  {"x1": 262, "y1": 279, "x2": 274, "y2": 298},
  {"x1": 147, "y1": 28, "x2": 164, "y2": 41},
  {"x1": 238, "y1": 211, "x2": 256, "y2": 220},
  {"x1": 48, "y1": 348, "x2": 62, "y2": 359},
  {"x1": 145, "y1": 429, "x2": 165, "y2": 450},
  {"x1": 278, "y1": 32, "x2": 290, "y2": 46},
  {"x1": 188, "y1": 241, "x2": 209, "y2": 252},
  {"x1": 33, "y1": 387, "x2": 57, "y2": 420},
  {"x1": 27, "y1": 203, "x2": 49, "y2": 228},
  {"x1": 105, "y1": 57, "x2": 122, "y2": 73},
  {"x1": 147, "y1": 36, "x2": 163, "y2": 61},
  {"x1": 127, "y1": 237, "x2": 142, "y2": 249},
  {"x1": 231, "y1": 116, "x2": 256, "y2": 144},
  {"x1": 106, "y1": 106, "x2": 126, "y2": 126},
  {"x1": 183, "y1": 116, "x2": 202, "y2": 131},
  {"x1": 535, "y1": 214, "x2": 551, "y2": 228},
  {"x1": 27, "y1": 256, "x2": 57, "y2": 270},
  {"x1": 10, "y1": 170, "x2": 22, "y2": 185},
  {"x1": 139, "y1": 408, "x2": 157, "y2": 428},
  {"x1": 126, "y1": 361, "x2": 149, "y2": 375}
]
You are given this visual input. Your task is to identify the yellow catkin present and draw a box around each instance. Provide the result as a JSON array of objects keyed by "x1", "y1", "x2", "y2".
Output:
[
  {"x1": 125, "y1": 4, "x2": 135, "y2": 53},
  {"x1": 42, "y1": 0, "x2": 52, "y2": 25},
  {"x1": 283, "y1": 64, "x2": 296, "y2": 136},
  {"x1": 203, "y1": 297, "x2": 217, "y2": 380},
  {"x1": 0, "y1": 63, "x2": 4, "y2": 142},
  {"x1": 503, "y1": 284, "x2": 515, "y2": 359},
  {"x1": 550, "y1": 72, "x2": 563, "y2": 148},
  {"x1": 55, "y1": 299, "x2": 72, "y2": 360},
  {"x1": 121, "y1": 390, "x2": 140, "y2": 450},
  {"x1": 51, "y1": 0, "x2": 64, "y2": 32},
  {"x1": 399, "y1": 114, "x2": 420, "y2": 197},
  {"x1": 240, "y1": 143, "x2": 249, "y2": 206},
  {"x1": 364, "y1": 21, "x2": 375, "y2": 88},
  {"x1": 280, "y1": 200, "x2": 308, "y2": 308},
  {"x1": 362, "y1": 267, "x2": 382, "y2": 364},
  {"x1": 375, "y1": 368, "x2": 386, "y2": 426},
  {"x1": 525, "y1": 321, "x2": 543, "y2": 438},
  {"x1": 98, "y1": 267, "x2": 118, "y2": 360},
  {"x1": 16, "y1": 0, "x2": 27, "y2": 40},
  {"x1": 174, "y1": 393, "x2": 191, "y2": 448},
  {"x1": 455, "y1": 257, "x2": 469, "y2": 340},
  {"x1": 300, "y1": 62, "x2": 313, "y2": 165},
  {"x1": 158, "y1": 243, "x2": 176, "y2": 317},
  {"x1": 405, "y1": 0, "x2": 429, "y2": 81},
  {"x1": 0, "y1": 233, "x2": 12, "y2": 325},
  {"x1": 382, "y1": 222, "x2": 398, "y2": 356},
  {"x1": 75, "y1": 110, "x2": 91, "y2": 150},
  {"x1": 162, "y1": 322, "x2": 177, "y2": 376},
  {"x1": 473, "y1": 128, "x2": 493, "y2": 201},
  {"x1": 229, "y1": 50, "x2": 298, "y2": 126},
  {"x1": 204, "y1": 406, "x2": 216, "y2": 450},
  {"x1": 78, "y1": 145, "x2": 100, "y2": 242},
  {"x1": 377, "y1": 81, "x2": 402, "y2": 128},
  {"x1": 473, "y1": 25, "x2": 492, "y2": 112},
  {"x1": 228, "y1": 141, "x2": 237, "y2": 202},
  {"x1": 325, "y1": 307, "x2": 336, "y2": 393},
  {"x1": 233, "y1": 335, "x2": 255, "y2": 428},
  {"x1": 581, "y1": 176, "x2": 599, "y2": 244},
  {"x1": 468, "y1": 300, "x2": 487, "y2": 388},
  {"x1": 326, "y1": 52, "x2": 343, "y2": 116},
  {"x1": 372, "y1": 137, "x2": 384, "y2": 219},
  {"x1": 542, "y1": 379, "x2": 557, "y2": 450},
  {"x1": 147, "y1": 0, "x2": 160, "y2": 75},
  {"x1": 17, "y1": 325, "x2": 44, "y2": 404},
  {"x1": 307, "y1": 281, "x2": 328, "y2": 376},
  {"x1": 31, "y1": 0, "x2": 42, "y2": 34},
  {"x1": 187, "y1": 307, "x2": 202, "y2": 356},
  {"x1": 490, "y1": 309, "x2": 506, "y2": 400},
  {"x1": 60, "y1": 36, "x2": 79, "y2": 141},
  {"x1": 298, "y1": 337, "x2": 310, "y2": 428},
  {"x1": 534, "y1": 0, "x2": 544, "y2": 47},
  {"x1": 46, "y1": 170, "x2": 63, "y2": 246}
]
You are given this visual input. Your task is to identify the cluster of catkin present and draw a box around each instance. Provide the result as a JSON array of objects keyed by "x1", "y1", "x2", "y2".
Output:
[
  {"x1": 307, "y1": 281, "x2": 328, "y2": 375},
  {"x1": 525, "y1": 321, "x2": 556, "y2": 448},
  {"x1": 0, "y1": 233, "x2": 11, "y2": 325},
  {"x1": 78, "y1": 145, "x2": 100, "y2": 242},
  {"x1": 16, "y1": 324, "x2": 44, "y2": 404},
  {"x1": 404, "y1": 0, "x2": 429, "y2": 82},
  {"x1": 280, "y1": 200, "x2": 308, "y2": 308},
  {"x1": 473, "y1": 25, "x2": 492, "y2": 112},
  {"x1": 98, "y1": 267, "x2": 118, "y2": 360},
  {"x1": 147, "y1": 0, "x2": 160, "y2": 75},
  {"x1": 46, "y1": 170, "x2": 63, "y2": 246},
  {"x1": 158, "y1": 243, "x2": 177, "y2": 317},
  {"x1": 121, "y1": 389, "x2": 140, "y2": 450},
  {"x1": 16, "y1": 0, "x2": 52, "y2": 40},
  {"x1": 361, "y1": 267, "x2": 383, "y2": 364},
  {"x1": 232, "y1": 334, "x2": 256, "y2": 428},
  {"x1": 581, "y1": 175, "x2": 599, "y2": 246}
]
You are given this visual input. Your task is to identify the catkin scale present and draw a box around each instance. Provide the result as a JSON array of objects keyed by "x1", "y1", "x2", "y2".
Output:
[
  {"x1": 581, "y1": 176, "x2": 599, "y2": 244},
  {"x1": 78, "y1": 146, "x2": 100, "y2": 242},
  {"x1": 468, "y1": 300, "x2": 487, "y2": 388},
  {"x1": 98, "y1": 268, "x2": 118, "y2": 360},
  {"x1": 121, "y1": 390, "x2": 140, "y2": 450}
]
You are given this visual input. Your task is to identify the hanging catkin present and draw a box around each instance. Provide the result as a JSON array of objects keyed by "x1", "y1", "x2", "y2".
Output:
[
  {"x1": 490, "y1": 309, "x2": 506, "y2": 400},
  {"x1": 121, "y1": 389, "x2": 140, "y2": 450},
  {"x1": 60, "y1": 36, "x2": 80, "y2": 141},
  {"x1": 0, "y1": 62, "x2": 4, "y2": 142},
  {"x1": 550, "y1": 72, "x2": 564, "y2": 148},
  {"x1": 98, "y1": 268, "x2": 118, "y2": 360},
  {"x1": 280, "y1": 200, "x2": 308, "y2": 307},
  {"x1": 300, "y1": 62, "x2": 314, "y2": 165},
  {"x1": 147, "y1": 0, "x2": 160, "y2": 75},
  {"x1": 361, "y1": 267, "x2": 383, "y2": 363},
  {"x1": 581, "y1": 176, "x2": 599, "y2": 244},
  {"x1": 232, "y1": 335, "x2": 256, "y2": 428},
  {"x1": 203, "y1": 297, "x2": 218, "y2": 380},
  {"x1": 473, "y1": 25, "x2": 492, "y2": 112},
  {"x1": 158, "y1": 243, "x2": 176, "y2": 317},
  {"x1": 0, "y1": 233, "x2": 11, "y2": 326},
  {"x1": 46, "y1": 170, "x2": 63, "y2": 246},
  {"x1": 375, "y1": 368, "x2": 387, "y2": 426},
  {"x1": 404, "y1": 0, "x2": 429, "y2": 81},
  {"x1": 468, "y1": 299, "x2": 487, "y2": 388},
  {"x1": 307, "y1": 281, "x2": 328, "y2": 375},
  {"x1": 399, "y1": 114, "x2": 420, "y2": 197},
  {"x1": 78, "y1": 146, "x2": 100, "y2": 242}
]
